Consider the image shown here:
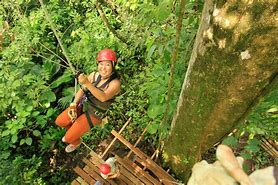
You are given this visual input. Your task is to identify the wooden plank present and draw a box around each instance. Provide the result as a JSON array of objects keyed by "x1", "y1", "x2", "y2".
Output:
[
  {"x1": 134, "y1": 157, "x2": 177, "y2": 185},
  {"x1": 84, "y1": 157, "x2": 129, "y2": 185},
  {"x1": 111, "y1": 130, "x2": 176, "y2": 185},
  {"x1": 101, "y1": 117, "x2": 132, "y2": 158},
  {"x1": 127, "y1": 127, "x2": 148, "y2": 158},
  {"x1": 85, "y1": 157, "x2": 131, "y2": 185},
  {"x1": 115, "y1": 156, "x2": 155, "y2": 185},
  {"x1": 71, "y1": 179, "x2": 81, "y2": 185},
  {"x1": 83, "y1": 166, "x2": 105, "y2": 184},
  {"x1": 121, "y1": 157, "x2": 160, "y2": 185},
  {"x1": 117, "y1": 163, "x2": 144, "y2": 185},
  {"x1": 74, "y1": 166, "x2": 95, "y2": 185},
  {"x1": 111, "y1": 178, "x2": 128, "y2": 185},
  {"x1": 83, "y1": 158, "x2": 118, "y2": 185},
  {"x1": 112, "y1": 168, "x2": 131, "y2": 185},
  {"x1": 87, "y1": 150, "x2": 105, "y2": 171},
  {"x1": 90, "y1": 151, "x2": 105, "y2": 163},
  {"x1": 261, "y1": 137, "x2": 278, "y2": 157},
  {"x1": 76, "y1": 177, "x2": 89, "y2": 185}
]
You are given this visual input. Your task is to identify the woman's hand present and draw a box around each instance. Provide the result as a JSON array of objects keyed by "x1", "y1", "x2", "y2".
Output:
[{"x1": 78, "y1": 73, "x2": 90, "y2": 86}]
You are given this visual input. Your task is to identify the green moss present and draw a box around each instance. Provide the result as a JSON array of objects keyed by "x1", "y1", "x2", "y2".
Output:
[
  {"x1": 217, "y1": 0, "x2": 228, "y2": 8},
  {"x1": 250, "y1": 3, "x2": 266, "y2": 21},
  {"x1": 226, "y1": 1, "x2": 242, "y2": 14},
  {"x1": 234, "y1": 25, "x2": 275, "y2": 51},
  {"x1": 234, "y1": 32, "x2": 253, "y2": 51}
]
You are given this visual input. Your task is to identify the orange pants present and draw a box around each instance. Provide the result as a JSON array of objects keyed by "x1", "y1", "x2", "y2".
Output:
[{"x1": 55, "y1": 107, "x2": 101, "y2": 145}]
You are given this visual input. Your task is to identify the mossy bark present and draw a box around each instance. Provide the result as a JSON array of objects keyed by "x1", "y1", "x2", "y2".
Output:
[{"x1": 164, "y1": 0, "x2": 277, "y2": 182}]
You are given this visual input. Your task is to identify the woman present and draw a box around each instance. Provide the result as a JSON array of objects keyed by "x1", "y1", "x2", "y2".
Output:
[{"x1": 55, "y1": 49, "x2": 121, "y2": 153}]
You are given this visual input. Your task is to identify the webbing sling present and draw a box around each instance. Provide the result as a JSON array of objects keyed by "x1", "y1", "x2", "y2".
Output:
[
  {"x1": 82, "y1": 101, "x2": 94, "y2": 128},
  {"x1": 93, "y1": 73, "x2": 116, "y2": 88},
  {"x1": 83, "y1": 73, "x2": 116, "y2": 128}
]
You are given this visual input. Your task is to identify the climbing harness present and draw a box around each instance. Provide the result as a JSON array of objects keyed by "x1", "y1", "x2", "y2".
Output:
[
  {"x1": 76, "y1": 73, "x2": 118, "y2": 128},
  {"x1": 81, "y1": 98, "x2": 95, "y2": 128}
]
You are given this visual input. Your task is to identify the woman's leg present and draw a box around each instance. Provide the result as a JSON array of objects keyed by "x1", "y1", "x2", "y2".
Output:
[
  {"x1": 55, "y1": 108, "x2": 73, "y2": 129},
  {"x1": 63, "y1": 113, "x2": 101, "y2": 146}
]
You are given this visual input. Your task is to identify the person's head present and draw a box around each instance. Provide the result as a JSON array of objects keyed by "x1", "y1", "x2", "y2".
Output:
[
  {"x1": 99, "y1": 163, "x2": 111, "y2": 179},
  {"x1": 97, "y1": 49, "x2": 117, "y2": 78}
]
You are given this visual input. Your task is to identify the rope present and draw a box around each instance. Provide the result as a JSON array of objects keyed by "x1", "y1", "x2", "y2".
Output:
[
  {"x1": 81, "y1": 141, "x2": 94, "y2": 152},
  {"x1": 38, "y1": 0, "x2": 75, "y2": 74},
  {"x1": 38, "y1": 0, "x2": 79, "y2": 94}
]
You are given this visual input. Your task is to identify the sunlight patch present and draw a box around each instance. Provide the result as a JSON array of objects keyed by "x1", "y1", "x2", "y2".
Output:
[
  {"x1": 203, "y1": 27, "x2": 214, "y2": 40},
  {"x1": 173, "y1": 155, "x2": 182, "y2": 165},
  {"x1": 240, "y1": 50, "x2": 251, "y2": 60},
  {"x1": 218, "y1": 38, "x2": 226, "y2": 49}
]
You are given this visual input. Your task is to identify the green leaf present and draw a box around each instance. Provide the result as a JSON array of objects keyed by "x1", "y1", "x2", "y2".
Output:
[
  {"x1": 222, "y1": 136, "x2": 238, "y2": 147},
  {"x1": 245, "y1": 139, "x2": 260, "y2": 153},
  {"x1": 147, "y1": 123, "x2": 159, "y2": 134},
  {"x1": 33, "y1": 130, "x2": 41, "y2": 137},
  {"x1": 46, "y1": 108, "x2": 55, "y2": 117},
  {"x1": 11, "y1": 126, "x2": 19, "y2": 135},
  {"x1": 32, "y1": 111, "x2": 40, "y2": 116},
  {"x1": 156, "y1": 1, "x2": 172, "y2": 22},
  {"x1": 0, "y1": 151, "x2": 11, "y2": 160},
  {"x1": 240, "y1": 152, "x2": 252, "y2": 160},
  {"x1": 267, "y1": 107, "x2": 278, "y2": 113},
  {"x1": 12, "y1": 80, "x2": 21, "y2": 88},
  {"x1": 147, "y1": 105, "x2": 163, "y2": 119},
  {"x1": 25, "y1": 137, "x2": 33, "y2": 145},
  {"x1": 44, "y1": 102, "x2": 51, "y2": 108},
  {"x1": 11, "y1": 135, "x2": 18, "y2": 143},
  {"x1": 43, "y1": 60, "x2": 60, "y2": 78},
  {"x1": 31, "y1": 65, "x2": 43, "y2": 75},
  {"x1": 40, "y1": 90, "x2": 56, "y2": 102},
  {"x1": 17, "y1": 111, "x2": 30, "y2": 117},
  {"x1": 26, "y1": 106, "x2": 33, "y2": 112},
  {"x1": 248, "y1": 138, "x2": 260, "y2": 146},
  {"x1": 245, "y1": 144, "x2": 260, "y2": 153},
  {"x1": 50, "y1": 71, "x2": 72, "y2": 89},
  {"x1": 147, "y1": 45, "x2": 156, "y2": 60},
  {"x1": 36, "y1": 115, "x2": 47, "y2": 127},
  {"x1": 20, "y1": 139, "x2": 25, "y2": 145},
  {"x1": 2, "y1": 130, "x2": 10, "y2": 137}
]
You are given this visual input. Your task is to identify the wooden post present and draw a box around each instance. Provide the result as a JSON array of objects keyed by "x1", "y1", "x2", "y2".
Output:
[{"x1": 101, "y1": 118, "x2": 132, "y2": 158}]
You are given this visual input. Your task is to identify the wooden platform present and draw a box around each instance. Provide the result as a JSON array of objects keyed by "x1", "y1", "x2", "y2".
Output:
[{"x1": 72, "y1": 119, "x2": 177, "y2": 185}]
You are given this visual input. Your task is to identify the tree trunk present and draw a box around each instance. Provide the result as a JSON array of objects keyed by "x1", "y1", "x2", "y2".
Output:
[{"x1": 164, "y1": 0, "x2": 277, "y2": 181}]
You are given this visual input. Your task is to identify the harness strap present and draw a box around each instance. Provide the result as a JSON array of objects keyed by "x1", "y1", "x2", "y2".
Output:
[
  {"x1": 81, "y1": 73, "x2": 118, "y2": 128},
  {"x1": 82, "y1": 101, "x2": 94, "y2": 128},
  {"x1": 93, "y1": 73, "x2": 116, "y2": 89},
  {"x1": 93, "y1": 74, "x2": 102, "y2": 86},
  {"x1": 85, "y1": 110, "x2": 94, "y2": 128}
]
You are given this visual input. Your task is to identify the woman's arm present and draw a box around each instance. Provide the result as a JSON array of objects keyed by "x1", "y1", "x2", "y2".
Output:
[
  {"x1": 78, "y1": 73, "x2": 120, "y2": 102},
  {"x1": 73, "y1": 88, "x2": 84, "y2": 104}
]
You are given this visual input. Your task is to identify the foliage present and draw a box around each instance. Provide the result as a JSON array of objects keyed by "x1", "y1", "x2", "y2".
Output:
[
  {"x1": 0, "y1": 0, "x2": 202, "y2": 183},
  {"x1": 243, "y1": 85, "x2": 278, "y2": 141},
  {"x1": 0, "y1": 155, "x2": 43, "y2": 185},
  {"x1": 222, "y1": 85, "x2": 278, "y2": 171}
]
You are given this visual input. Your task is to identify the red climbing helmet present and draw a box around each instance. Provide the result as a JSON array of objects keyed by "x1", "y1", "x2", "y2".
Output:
[
  {"x1": 97, "y1": 49, "x2": 117, "y2": 62},
  {"x1": 99, "y1": 163, "x2": 111, "y2": 175}
]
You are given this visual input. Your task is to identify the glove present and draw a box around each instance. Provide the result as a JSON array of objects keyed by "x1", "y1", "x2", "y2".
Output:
[{"x1": 68, "y1": 102, "x2": 77, "y2": 122}]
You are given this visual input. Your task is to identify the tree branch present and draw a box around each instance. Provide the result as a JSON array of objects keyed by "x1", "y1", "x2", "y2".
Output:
[
  {"x1": 95, "y1": 0, "x2": 129, "y2": 45},
  {"x1": 161, "y1": 0, "x2": 186, "y2": 129}
]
